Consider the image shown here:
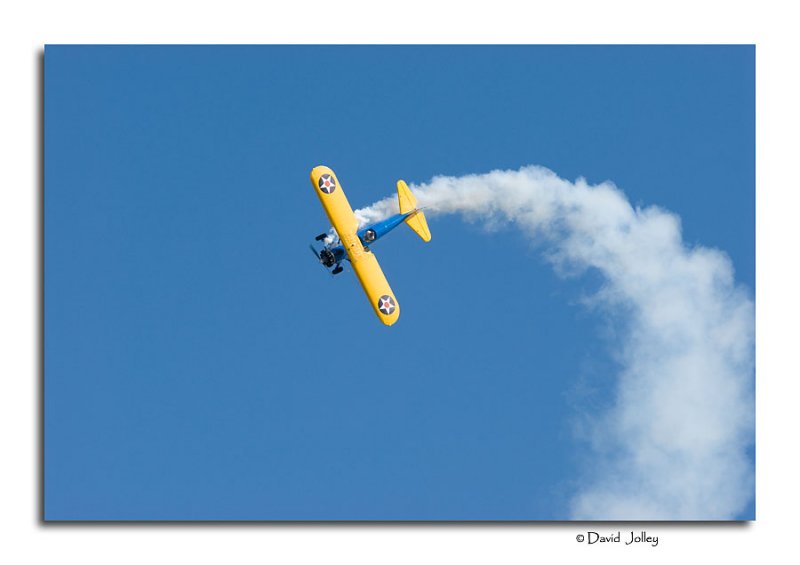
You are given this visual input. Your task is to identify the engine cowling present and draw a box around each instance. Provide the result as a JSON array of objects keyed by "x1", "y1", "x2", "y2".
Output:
[{"x1": 319, "y1": 248, "x2": 337, "y2": 267}]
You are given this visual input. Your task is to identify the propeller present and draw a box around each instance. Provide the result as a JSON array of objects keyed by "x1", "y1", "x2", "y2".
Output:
[{"x1": 309, "y1": 244, "x2": 335, "y2": 277}]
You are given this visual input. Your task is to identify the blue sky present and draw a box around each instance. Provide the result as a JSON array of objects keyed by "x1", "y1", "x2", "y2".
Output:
[{"x1": 44, "y1": 45, "x2": 754, "y2": 520}]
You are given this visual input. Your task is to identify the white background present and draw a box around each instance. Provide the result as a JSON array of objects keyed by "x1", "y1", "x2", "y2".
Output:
[{"x1": 2, "y1": 1, "x2": 798, "y2": 563}]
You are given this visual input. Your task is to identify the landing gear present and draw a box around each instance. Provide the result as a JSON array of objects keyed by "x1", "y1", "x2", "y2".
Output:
[
  {"x1": 332, "y1": 265, "x2": 343, "y2": 275},
  {"x1": 315, "y1": 233, "x2": 327, "y2": 242}
]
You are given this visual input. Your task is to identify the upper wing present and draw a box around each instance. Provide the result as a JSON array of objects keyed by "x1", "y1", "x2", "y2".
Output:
[
  {"x1": 310, "y1": 165, "x2": 358, "y2": 238},
  {"x1": 310, "y1": 166, "x2": 400, "y2": 326}
]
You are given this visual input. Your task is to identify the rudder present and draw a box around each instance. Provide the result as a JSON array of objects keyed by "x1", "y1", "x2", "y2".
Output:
[{"x1": 397, "y1": 180, "x2": 431, "y2": 242}]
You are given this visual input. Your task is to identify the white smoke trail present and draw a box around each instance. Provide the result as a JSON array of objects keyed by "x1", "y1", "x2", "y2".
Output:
[{"x1": 355, "y1": 165, "x2": 754, "y2": 520}]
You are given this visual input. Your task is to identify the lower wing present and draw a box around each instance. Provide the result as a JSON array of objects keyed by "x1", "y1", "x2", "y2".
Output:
[
  {"x1": 350, "y1": 249, "x2": 400, "y2": 326},
  {"x1": 310, "y1": 165, "x2": 400, "y2": 326}
]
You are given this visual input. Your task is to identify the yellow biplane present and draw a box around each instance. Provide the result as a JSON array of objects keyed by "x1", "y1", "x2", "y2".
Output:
[{"x1": 308, "y1": 166, "x2": 431, "y2": 326}]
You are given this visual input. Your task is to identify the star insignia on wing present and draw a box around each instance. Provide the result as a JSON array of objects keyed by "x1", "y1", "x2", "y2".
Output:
[
  {"x1": 318, "y1": 174, "x2": 337, "y2": 194},
  {"x1": 377, "y1": 295, "x2": 396, "y2": 315}
]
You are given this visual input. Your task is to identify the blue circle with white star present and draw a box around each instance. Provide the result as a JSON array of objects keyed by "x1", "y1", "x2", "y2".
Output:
[
  {"x1": 318, "y1": 174, "x2": 337, "y2": 194},
  {"x1": 377, "y1": 295, "x2": 396, "y2": 315}
]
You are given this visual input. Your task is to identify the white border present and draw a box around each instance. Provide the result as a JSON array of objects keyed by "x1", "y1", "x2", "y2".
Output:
[{"x1": 2, "y1": 1, "x2": 797, "y2": 563}]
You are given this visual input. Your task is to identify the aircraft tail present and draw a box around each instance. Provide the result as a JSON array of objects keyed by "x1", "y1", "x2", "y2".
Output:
[{"x1": 397, "y1": 180, "x2": 431, "y2": 242}]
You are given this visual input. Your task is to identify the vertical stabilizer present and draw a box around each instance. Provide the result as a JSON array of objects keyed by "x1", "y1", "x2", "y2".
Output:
[{"x1": 397, "y1": 180, "x2": 417, "y2": 214}]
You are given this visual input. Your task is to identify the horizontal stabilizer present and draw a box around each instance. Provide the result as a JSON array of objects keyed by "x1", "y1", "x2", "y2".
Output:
[{"x1": 405, "y1": 209, "x2": 431, "y2": 242}]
